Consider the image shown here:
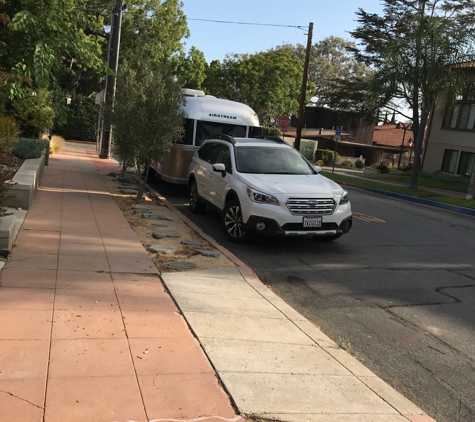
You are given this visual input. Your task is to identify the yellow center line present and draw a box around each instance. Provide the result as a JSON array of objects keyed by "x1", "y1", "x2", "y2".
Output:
[{"x1": 353, "y1": 212, "x2": 386, "y2": 223}]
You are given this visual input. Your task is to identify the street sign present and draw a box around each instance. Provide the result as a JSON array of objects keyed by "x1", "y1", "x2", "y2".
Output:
[
  {"x1": 278, "y1": 115, "x2": 291, "y2": 131},
  {"x1": 335, "y1": 126, "x2": 342, "y2": 136}
]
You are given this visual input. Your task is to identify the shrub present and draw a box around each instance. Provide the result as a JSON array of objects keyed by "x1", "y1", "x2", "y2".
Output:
[
  {"x1": 315, "y1": 149, "x2": 340, "y2": 165},
  {"x1": 341, "y1": 159, "x2": 354, "y2": 168},
  {"x1": 11, "y1": 89, "x2": 55, "y2": 137},
  {"x1": 0, "y1": 116, "x2": 19, "y2": 153},
  {"x1": 56, "y1": 95, "x2": 98, "y2": 141},
  {"x1": 370, "y1": 162, "x2": 390, "y2": 173},
  {"x1": 12, "y1": 138, "x2": 50, "y2": 159},
  {"x1": 50, "y1": 135, "x2": 65, "y2": 154},
  {"x1": 355, "y1": 159, "x2": 364, "y2": 169},
  {"x1": 262, "y1": 125, "x2": 282, "y2": 137}
]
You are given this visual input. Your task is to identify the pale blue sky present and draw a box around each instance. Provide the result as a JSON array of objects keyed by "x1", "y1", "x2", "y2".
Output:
[{"x1": 181, "y1": 0, "x2": 384, "y2": 62}]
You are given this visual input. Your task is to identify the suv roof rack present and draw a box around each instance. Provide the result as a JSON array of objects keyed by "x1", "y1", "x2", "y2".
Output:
[
  {"x1": 213, "y1": 134, "x2": 235, "y2": 144},
  {"x1": 253, "y1": 135, "x2": 287, "y2": 144}
]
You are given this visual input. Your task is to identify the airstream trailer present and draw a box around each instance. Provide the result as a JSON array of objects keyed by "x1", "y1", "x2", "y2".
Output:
[{"x1": 154, "y1": 89, "x2": 262, "y2": 184}]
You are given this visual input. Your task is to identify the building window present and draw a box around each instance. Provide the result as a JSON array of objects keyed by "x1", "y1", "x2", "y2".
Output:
[
  {"x1": 457, "y1": 151, "x2": 475, "y2": 176},
  {"x1": 441, "y1": 149, "x2": 458, "y2": 173},
  {"x1": 444, "y1": 94, "x2": 475, "y2": 131}
]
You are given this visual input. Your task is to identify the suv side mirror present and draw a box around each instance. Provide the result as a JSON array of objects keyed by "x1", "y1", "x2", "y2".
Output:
[
  {"x1": 313, "y1": 165, "x2": 322, "y2": 173},
  {"x1": 213, "y1": 163, "x2": 227, "y2": 177}
]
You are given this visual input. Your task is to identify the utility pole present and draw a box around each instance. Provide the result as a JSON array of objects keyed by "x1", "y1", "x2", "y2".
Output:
[
  {"x1": 99, "y1": 0, "x2": 124, "y2": 159},
  {"x1": 294, "y1": 22, "x2": 313, "y2": 152}
]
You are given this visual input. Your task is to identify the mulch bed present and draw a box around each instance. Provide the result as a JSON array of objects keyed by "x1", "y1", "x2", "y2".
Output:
[{"x1": 0, "y1": 152, "x2": 25, "y2": 184}]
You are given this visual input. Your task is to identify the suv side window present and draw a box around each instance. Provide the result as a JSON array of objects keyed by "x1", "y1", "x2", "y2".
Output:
[
  {"x1": 207, "y1": 144, "x2": 222, "y2": 165},
  {"x1": 198, "y1": 143, "x2": 213, "y2": 161},
  {"x1": 216, "y1": 145, "x2": 232, "y2": 173}
]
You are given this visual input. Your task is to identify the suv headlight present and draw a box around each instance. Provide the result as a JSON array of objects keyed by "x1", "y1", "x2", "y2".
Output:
[
  {"x1": 246, "y1": 187, "x2": 279, "y2": 206},
  {"x1": 339, "y1": 190, "x2": 349, "y2": 205}
]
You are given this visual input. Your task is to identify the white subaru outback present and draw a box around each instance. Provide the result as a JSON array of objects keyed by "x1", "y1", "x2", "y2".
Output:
[{"x1": 187, "y1": 135, "x2": 352, "y2": 243}]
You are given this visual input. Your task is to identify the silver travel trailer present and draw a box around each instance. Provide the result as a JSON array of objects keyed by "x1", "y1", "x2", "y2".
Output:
[{"x1": 154, "y1": 89, "x2": 262, "y2": 184}]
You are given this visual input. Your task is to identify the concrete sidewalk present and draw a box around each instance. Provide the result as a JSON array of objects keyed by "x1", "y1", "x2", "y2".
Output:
[
  {"x1": 0, "y1": 143, "x2": 436, "y2": 422},
  {"x1": 0, "y1": 144, "x2": 236, "y2": 422}
]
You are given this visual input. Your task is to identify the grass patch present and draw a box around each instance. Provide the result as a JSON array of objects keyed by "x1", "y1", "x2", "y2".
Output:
[
  {"x1": 322, "y1": 171, "x2": 475, "y2": 210},
  {"x1": 50, "y1": 135, "x2": 65, "y2": 154},
  {"x1": 359, "y1": 172, "x2": 469, "y2": 193}
]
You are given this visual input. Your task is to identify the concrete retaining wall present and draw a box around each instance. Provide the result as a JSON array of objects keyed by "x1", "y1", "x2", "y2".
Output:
[{"x1": 4, "y1": 152, "x2": 46, "y2": 210}]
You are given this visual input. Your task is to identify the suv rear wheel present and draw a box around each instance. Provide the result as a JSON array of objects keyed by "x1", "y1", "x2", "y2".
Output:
[
  {"x1": 222, "y1": 199, "x2": 249, "y2": 243},
  {"x1": 189, "y1": 180, "x2": 206, "y2": 214}
]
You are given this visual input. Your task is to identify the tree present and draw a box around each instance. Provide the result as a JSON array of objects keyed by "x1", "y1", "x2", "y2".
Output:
[
  {"x1": 275, "y1": 37, "x2": 371, "y2": 105},
  {"x1": 119, "y1": 0, "x2": 189, "y2": 66},
  {"x1": 203, "y1": 50, "x2": 312, "y2": 125},
  {"x1": 350, "y1": 0, "x2": 475, "y2": 189},
  {"x1": 176, "y1": 46, "x2": 207, "y2": 89},
  {"x1": 107, "y1": 57, "x2": 184, "y2": 201},
  {"x1": 0, "y1": 1, "x2": 107, "y2": 92}
]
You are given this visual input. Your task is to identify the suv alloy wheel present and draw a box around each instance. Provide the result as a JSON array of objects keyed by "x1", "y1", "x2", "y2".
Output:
[{"x1": 222, "y1": 199, "x2": 249, "y2": 243}]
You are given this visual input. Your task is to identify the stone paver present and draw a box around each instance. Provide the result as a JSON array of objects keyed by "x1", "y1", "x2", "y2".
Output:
[{"x1": 148, "y1": 244, "x2": 176, "y2": 254}]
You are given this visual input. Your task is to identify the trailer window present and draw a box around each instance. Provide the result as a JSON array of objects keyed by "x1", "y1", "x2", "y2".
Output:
[
  {"x1": 195, "y1": 120, "x2": 246, "y2": 146},
  {"x1": 178, "y1": 119, "x2": 194, "y2": 145},
  {"x1": 248, "y1": 126, "x2": 263, "y2": 138}
]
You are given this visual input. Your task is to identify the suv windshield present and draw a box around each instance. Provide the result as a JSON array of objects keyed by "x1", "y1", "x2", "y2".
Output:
[{"x1": 235, "y1": 146, "x2": 315, "y2": 175}]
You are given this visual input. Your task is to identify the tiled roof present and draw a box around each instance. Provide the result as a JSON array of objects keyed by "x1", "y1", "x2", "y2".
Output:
[
  {"x1": 452, "y1": 61, "x2": 475, "y2": 69},
  {"x1": 372, "y1": 124, "x2": 413, "y2": 147}
]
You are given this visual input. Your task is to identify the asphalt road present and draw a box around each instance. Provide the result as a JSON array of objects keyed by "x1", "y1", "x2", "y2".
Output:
[{"x1": 151, "y1": 177, "x2": 475, "y2": 422}]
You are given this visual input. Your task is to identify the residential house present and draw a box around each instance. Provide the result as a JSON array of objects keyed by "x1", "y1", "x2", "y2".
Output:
[
  {"x1": 286, "y1": 106, "x2": 411, "y2": 165},
  {"x1": 422, "y1": 62, "x2": 475, "y2": 176}
]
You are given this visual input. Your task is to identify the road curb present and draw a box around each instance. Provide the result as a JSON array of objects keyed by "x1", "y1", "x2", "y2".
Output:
[
  {"x1": 145, "y1": 182, "x2": 260, "y2": 281},
  {"x1": 338, "y1": 182, "x2": 475, "y2": 216}
]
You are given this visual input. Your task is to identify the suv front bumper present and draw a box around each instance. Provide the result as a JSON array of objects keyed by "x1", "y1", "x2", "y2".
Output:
[{"x1": 245, "y1": 215, "x2": 353, "y2": 237}]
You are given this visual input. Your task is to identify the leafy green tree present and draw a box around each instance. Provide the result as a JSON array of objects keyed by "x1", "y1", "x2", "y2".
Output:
[
  {"x1": 119, "y1": 0, "x2": 189, "y2": 66},
  {"x1": 275, "y1": 37, "x2": 371, "y2": 105},
  {"x1": 107, "y1": 57, "x2": 184, "y2": 201},
  {"x1": 350, "y1": 0, "x2": 475, "y2": 189},
  {"x1": 0, "y1": 0, "x2": 107, "y2": 92},
  {"x1": 176, "y1": 46, "x2": 207, "y2": 89},
  {"x1": 203, "y1": 50, "x2": 311, "y2": 125}
]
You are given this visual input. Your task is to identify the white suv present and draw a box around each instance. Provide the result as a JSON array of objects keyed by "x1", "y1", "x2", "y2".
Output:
[{"x1": 187, "y1": 135, "x2": 352, "y2": 243}]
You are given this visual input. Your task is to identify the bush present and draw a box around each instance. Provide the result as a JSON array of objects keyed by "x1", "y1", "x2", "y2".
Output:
[
  {"x1": 0, "y1": 116, "x2": 19, "y2": 153},
  {"x1": 355, "y1": 159, "x2": 364, "y2": 169},
  {"x1": 370, "y1": 162, "x2": 390, "y2": 173},
  {"x1": 262, "y1": 125, "x2": 282, "y2": 137},
  {"x1": 49, "y1": 135, "x2": 65, "y2": 154},
  {"x1": 12, "y1": 138, "x2": 50, "y2": 159},
  {"x1": 315, "y1": 149, "x2": 340, "y2": 165},
  {"x1": 341, "y1": 159, "x2": 354, "y2": 168},
  {"x1": 11, "y1": 89, "x2": 55, "y2": 138},
  {"x1": 56, "y1": 95, "x2": 98, "y2": 141}
]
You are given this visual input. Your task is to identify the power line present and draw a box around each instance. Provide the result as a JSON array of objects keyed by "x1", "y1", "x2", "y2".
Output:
[{"x1": 188, "y1": 18, "x2": 308, "y2": 31}]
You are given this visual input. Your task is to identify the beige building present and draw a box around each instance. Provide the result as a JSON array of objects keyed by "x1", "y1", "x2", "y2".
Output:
[{"x1": 423, "y1": 68, "x2": 475, "y2": 176}]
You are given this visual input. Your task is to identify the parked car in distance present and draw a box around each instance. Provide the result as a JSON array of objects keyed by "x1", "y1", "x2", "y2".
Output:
[{"x1": 187, "y1": 135, "x2": 352, "y2": 243}]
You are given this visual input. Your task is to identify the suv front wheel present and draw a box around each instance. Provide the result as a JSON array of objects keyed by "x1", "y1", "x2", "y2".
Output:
[{"x1": 221, "y1": 199, "x2": 249, "y2": 243}]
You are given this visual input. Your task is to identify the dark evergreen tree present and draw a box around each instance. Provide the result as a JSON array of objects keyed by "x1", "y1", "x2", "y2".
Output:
[{"x1": 348, "y1": 0, "x2": 475, "y2": 188}]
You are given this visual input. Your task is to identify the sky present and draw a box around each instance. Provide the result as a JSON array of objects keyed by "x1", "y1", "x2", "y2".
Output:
[{"x1": 181, "y1": 0, "x2": 384, "y2": 62}]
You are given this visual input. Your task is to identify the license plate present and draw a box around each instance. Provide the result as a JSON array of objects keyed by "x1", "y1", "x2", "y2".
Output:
[{"x1": 303, "y1": 216, "x2": 322, "y2": 228}]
